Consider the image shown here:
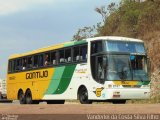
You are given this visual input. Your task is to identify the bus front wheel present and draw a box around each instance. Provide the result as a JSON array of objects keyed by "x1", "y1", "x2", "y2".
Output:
[{"x1": 78, "y1": 87, "x2": 92, "y2": 104}]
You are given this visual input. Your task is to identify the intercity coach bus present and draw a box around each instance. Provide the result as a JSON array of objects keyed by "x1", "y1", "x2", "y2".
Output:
[{"x1": 7, "y1": 36, "x2": 151, "y2": 104}]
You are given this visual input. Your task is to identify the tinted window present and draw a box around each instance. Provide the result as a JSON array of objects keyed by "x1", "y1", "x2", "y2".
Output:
[
  {"x1": 33, "y1": 55, "x2": 39, "y2": 68},
  {"x1": 22, "y1": 58, "x2": 27, "y2": 70},
  {"x1": 44, "y1": 52, "x2": 51, "y2": 66},
  {"x1": 16, "y1": 59, "x2": 22, "y2": 71},
  {"x1": 27, "y1": 56, "x2": 33, "y2": 69},
  {"x1": 33, "y1": 54, "x2": 44, "y2": 68},
  {"x1": 13, "y1": 60, "x2": 16, "y2": 72},
  {"x1": 73, "y1": 46, "x2": 80, "y2": 61},
  {"x1": 38, "y1": 54, "x2": 44, "y2": 67},
  {"x1": 80, "y1": 45, "x2": 87, "y2": 61},
  {"x1": 65, "y1": 48, "x2": 72, "y2": 63},
  {"x1": 106, "y1": 41, "x2": 145, "y2": 53},
  {"x1": 59, "y1": 50, "x2": 65, "y2": 63},
  {"x1": 51, "y1": 51, "x2": 57, "y2": 65},
  {"x1": 91, "y1": 41, "x2": 103, "y2": 54},
  {"x1": 8, "y1": 61, "x2": 12, "y2": 72}
]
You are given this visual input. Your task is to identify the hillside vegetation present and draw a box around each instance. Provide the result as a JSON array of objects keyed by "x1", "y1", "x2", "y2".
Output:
[{"x1": 73, "y1": 0, "x2": 160, "y2": 103}]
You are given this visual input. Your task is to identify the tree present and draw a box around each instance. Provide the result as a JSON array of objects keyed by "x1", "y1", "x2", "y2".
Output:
[
  {"x1": 72, "y1": 2, "x2": 117, "y2": 41},
  {"x1": 72, "y1": 26, "x2": 95, "y2": 41}
]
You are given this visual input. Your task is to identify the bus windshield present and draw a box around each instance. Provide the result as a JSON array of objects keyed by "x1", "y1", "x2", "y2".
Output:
[
  {"x1": 107, "y1": 55, "x2": 132, "y2": 81},
  {"x1": 106, "y1": 40, "x2": 145, "y2": 54},
  {"x1": 91, "y1": 39, "x2": 150, "y2": 82},
  {"x1": 106, "y1": 55, "x2": 149, "y2": 81},
  {"x1": 131, "y1": 55, "x2": 149, "y2": 81}
]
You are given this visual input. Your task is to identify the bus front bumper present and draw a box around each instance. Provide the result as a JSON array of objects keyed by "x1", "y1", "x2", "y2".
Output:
[
  {"x1": 89, "y1": 88, "x2": 150, "y2": 100},
  {"x1": 107, "y1": 88, "x2": 150, "y2": 100}
]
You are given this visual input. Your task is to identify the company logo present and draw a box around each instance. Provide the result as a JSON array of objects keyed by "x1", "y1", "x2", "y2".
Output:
[
  {"x1": 93, "y1": 88, "x2": 104, "y2": 97},
  {"x1": 26, "y1": 70, "x2": 48, "y2": 79},
  {"x1": 75, "y1": 68, "x2": 87, "y2": 74}
]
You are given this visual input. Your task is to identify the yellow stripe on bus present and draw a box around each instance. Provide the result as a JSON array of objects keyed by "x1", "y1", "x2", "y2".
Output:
[{"x1": 113, "y1": 81, "x2": 139, "y2": 85}]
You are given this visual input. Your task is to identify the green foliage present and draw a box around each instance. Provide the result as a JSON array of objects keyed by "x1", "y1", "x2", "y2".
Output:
[
  {"x1": 72, "y1": 26, "x2": 96, "y2": 41},
  {"x1": 73, "y1": 0, "x2": 160, "y2": 40},
  {"x1": 98, "y1": 0, "x2": 160, "y2": 38},
  {"x1": 72, "y1": 2, "x2": 117, "y2": 41}
]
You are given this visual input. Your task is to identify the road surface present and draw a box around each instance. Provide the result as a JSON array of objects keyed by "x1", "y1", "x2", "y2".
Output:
[
  {"x1": 0, "y1": 103, "x2": 160, "y2": 114},
  {"x1": 0, "y1": 102, "x2": 160, "y2": 120}
]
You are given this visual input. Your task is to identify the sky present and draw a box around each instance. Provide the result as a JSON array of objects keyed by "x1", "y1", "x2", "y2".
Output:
[{"x1": 0, "y1": 0, "x2": 120, "y2": 79}]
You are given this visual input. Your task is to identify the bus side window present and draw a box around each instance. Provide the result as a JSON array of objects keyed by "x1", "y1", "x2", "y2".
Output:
[
  {"x1": 65, "y1": 48, "x2": 72, "y2": 63},
  {"x1": 33, "y1": 55, "x2": 38, "y2": 68},
  {"x1": 13, "y1": 60, "x2": 16, "y2": 72},
  {"x1": 16, "y1": 59, "x2": 22, "y2": 71},
  {"x1": 51, "y1": 51, "x2": 56, "y2": 65},
  {"x1": 80, "y1": 45, "x2": 87, "y2": 61},
  {"x1": 27, "y1": 56, "x2": 33, "y2": 69},
  {"x1": 22, "y1": 58, "x2": 27, "y2": 70},
  {"x1": 73, "y1": 46, "x2": 80, "y2": 62},
  {"x1": 8, "y1": 60, "x2": 12, "y2": 73},
  {"x1": 59, "y1": 49, "x2": 65, "y2": 63},
  {"x1": 44, "y1": 52, "x2": 51, "y2": 66},
  {"x1": 91, "y1": 41, "x2": 103, "y2": 54},
  {"x1": 38, "y1": 54, "x2": 44, "y2": 67}
]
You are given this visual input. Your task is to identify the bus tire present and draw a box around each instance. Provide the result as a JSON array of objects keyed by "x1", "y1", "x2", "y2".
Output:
[
  {"x1": 47, "y1": 100, "x2": 65, "y2": 104},
  {"x1": 78, "y1": 87, "x2": 92, "y2": 104},
  {"x1": 112, "y1": 100, "x2": 126, "y2": 104},
  {"x1": 25, "y1": 89, "x2": 39, "y2": 104},
  {"x1": 18, "y1": 90, "x2": 26, "y2": 104}
]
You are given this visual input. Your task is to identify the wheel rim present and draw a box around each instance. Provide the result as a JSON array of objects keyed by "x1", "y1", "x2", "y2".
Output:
[
  {"x1": 26, "y1": 92, "x2": 32, "y2": 104},
  {"x1": 80, "y1": 88, "x2": 88, "y2": 103},
  {"x1": 19, "y1": 92, "x2": 25, "y2": 104}
]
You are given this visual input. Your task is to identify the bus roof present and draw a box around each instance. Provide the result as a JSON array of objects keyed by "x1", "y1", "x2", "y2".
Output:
[
  {"x1": 86, "y1": 36, "x2": 144, "y2": 42},
  {"x1": 9, "y1": 40, "x2": 87, "y2": 59},
  {"x1": 9, "y1": 36, "x2": 144, "y2": 59}
]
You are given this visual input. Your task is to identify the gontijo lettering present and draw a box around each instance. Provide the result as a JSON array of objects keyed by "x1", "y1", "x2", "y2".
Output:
[{"x1": 26, "y1": 70, "x2": 48, "y2": 79}]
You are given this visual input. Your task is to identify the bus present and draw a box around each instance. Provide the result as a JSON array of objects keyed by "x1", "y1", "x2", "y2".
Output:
[{"x1": 7, "y1": 36, "x2": 151, "y2": 104}]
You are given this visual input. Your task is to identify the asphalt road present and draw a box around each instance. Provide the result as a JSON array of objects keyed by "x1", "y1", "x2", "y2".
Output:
[
  {"x1": 0, "y1": 102, "x2": 160, "y2": 114},
  {"x1": 0, "y1": 102, "x2": 160, "y2": 120}
]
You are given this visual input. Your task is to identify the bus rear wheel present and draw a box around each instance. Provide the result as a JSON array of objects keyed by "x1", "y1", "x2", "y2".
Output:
[
  {"x1": 47, "y1": 100, "x2": 65, "y2": 104},
  {"x1": 25, "y1": 90, "x2": 39, "y2": 104},
  {"x1": 78, "y1": 87, "x2": 92, "y2": 104},
  {"x1": 18, "y1": 91, "x2": 26, "y2": 104}
]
